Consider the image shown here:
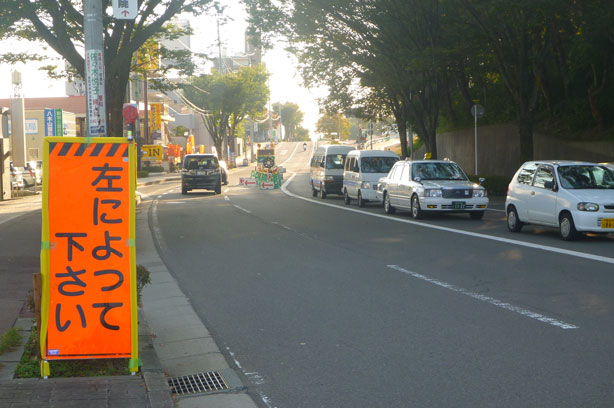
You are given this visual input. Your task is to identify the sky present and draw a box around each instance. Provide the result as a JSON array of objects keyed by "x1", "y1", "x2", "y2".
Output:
[{"x1": 0, "y1": 1, "x2": 325, "y2": 135}]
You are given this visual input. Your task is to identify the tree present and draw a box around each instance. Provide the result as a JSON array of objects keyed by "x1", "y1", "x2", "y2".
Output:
[
  {"x1": 246, "y1": 0, "x2": 452, "y2": 158},
  {"x1": 182, "y1": 64, "x2": 269, "y2": 159},
  {"x1": 273, "y1": 102, "x2": 304, "y2": 141},
  {"x1": 0, "y1": 0, "x2": 212, "y2": 137},
  {"x1": 294, "y1": 126, "x2": 311, "y2": 141},
  {"x1": 316, "y1": 113, "x2": 351, "y2": 140}
]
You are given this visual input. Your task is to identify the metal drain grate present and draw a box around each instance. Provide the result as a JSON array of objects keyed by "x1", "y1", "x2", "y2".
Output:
[{"x1": 168, "y1": 371, "x2": 229, "y2": 395}]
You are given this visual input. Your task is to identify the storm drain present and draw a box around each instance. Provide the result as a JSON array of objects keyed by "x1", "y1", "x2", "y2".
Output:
[{"x1": 168, "y1": 371, "x2": 229, "y2": 395}]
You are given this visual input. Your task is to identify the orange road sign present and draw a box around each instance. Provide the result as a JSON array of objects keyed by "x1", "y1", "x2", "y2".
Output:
[{"x1": 39, "y1": 137, "x2": 138, "y2": 376}]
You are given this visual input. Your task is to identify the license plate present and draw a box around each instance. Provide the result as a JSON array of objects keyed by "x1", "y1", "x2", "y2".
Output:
[
  {"x1": 452, "y1": 201, "x2": 466, "y2": 209},
  {"x1": 602, "y1": 218, "x2": 614, "y2": 228}
]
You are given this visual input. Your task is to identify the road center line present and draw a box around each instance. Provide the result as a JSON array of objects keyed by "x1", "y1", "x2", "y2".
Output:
[
  {"x1": 281, "y1": 173, "x2": 614, "y2": 265},
  {"x1": 387, "y1": 265, "x2": 578, "y2": 330},
  {"x1": 278, "y1": 143, "x2": 301, "y2": 166}
]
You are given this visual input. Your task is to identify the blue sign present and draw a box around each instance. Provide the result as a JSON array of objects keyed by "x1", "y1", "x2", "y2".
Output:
[{"x1": 44, "y1": 109, "x2": 56, "y2": 136}]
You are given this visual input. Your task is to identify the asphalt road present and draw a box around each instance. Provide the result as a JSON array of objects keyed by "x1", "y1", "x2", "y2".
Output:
[{"x1": 147, "y1": 141, "x2": 614, "y2": 408}]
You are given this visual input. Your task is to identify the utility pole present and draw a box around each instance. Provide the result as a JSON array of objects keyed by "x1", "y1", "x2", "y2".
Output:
[{"x1": 84, "y1": 0, "x2": 107, "y2": 137}]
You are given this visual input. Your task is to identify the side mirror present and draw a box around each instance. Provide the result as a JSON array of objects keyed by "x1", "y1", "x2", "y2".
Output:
[
  {"x1": 544, "y1": 180, "x2": 556, "y2": 191},
  {"x1": 479, "y1": 177, "x2": 486, "y2": 185},
  {"x1": 413, "y1": 176, "x2": 421, "y2": 182}
]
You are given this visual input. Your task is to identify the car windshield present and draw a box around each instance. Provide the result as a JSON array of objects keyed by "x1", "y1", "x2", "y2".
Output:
[
  {"x1": 325, "y1": 154, "x2": 346, "y2": 170},
  {"x1": 360, "y1": 157, "x2": 398, "y2": 173},
  {"x1": 557, "y1": 165, "x2": 614, "y2": 189},
  {"x1": 412, "y1": 162, "x2": 468, "y2": 181},
  {"x1": 184, "y1": 156, "x2": 218, "y2": 170}
]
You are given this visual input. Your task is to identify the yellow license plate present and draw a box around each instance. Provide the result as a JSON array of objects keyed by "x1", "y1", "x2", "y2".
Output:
[{"x1": 602, "y1": 218, "x2": 614, "y2": 228}]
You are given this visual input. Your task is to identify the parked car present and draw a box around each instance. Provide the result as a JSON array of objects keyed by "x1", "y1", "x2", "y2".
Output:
[
  {"x1": 600, "y1": 162, "x2": 614, "y2": 172},
  {"x1": 505, "y1": 161, "x2": 614, "y2": 240},
  {"x1": 10, "y1": 162, "x2": 24, "y2": 190},
  {"x1": 376, "y1": 159, "x2": 488, "y2": 219},
  {"x1": 343, "y1": 149, "x2": 399, "y2": 207},
  {"x1": 181, "y1": 154, "x2": 222, "y2": 195},
  {"x1": 309, "y1": 145, "x2": 354, "y2": 198},
  {"x1": 23, "y1": 161, "x2": 42, "y2": 186}
]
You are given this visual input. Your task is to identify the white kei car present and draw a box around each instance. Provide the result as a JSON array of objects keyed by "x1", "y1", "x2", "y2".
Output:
[{"x1": 505, "y1": 161, "x2": 614, "y2": 240}]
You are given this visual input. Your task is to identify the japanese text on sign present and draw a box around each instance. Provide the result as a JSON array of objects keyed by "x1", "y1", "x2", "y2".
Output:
[{"x1": 43, "y1": 139, "x2": 134, "y2": 359}]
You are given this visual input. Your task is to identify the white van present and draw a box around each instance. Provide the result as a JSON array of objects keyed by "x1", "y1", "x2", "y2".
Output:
[
  {"x1": 342, "y1": 150, "x2": 399, "y2": 207},
  {"x1": 310, "y1": 145, "x2": 354, "y2": 198}
]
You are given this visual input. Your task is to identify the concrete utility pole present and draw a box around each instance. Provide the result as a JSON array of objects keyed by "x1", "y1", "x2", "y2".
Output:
[{"x1": 84, "y1": 0, "x2": 107, "y2": 137}]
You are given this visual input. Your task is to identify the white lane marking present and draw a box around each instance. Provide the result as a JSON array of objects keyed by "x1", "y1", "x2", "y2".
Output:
[
  {"x1": 164, "y1": 201, "x2": 186, "y2": 204},
  {"x1": 224, "y1": 196, "x2": 230, "y2": 202},
  {"x1": 278, "y1": 142, "x2": 301, "y2": 166},
  {"x1": 272, "y1": 221, "x2": 294, "y2": 231},
  {"x1": 487, "y1": 208, "x2": 506, "y2": 213},
  {"x1": 233, "y1": 204, "x2": 252, "y2": 214},
  {"x1": 387, "y1": 265, "x2": 578, "y2": 330},
  {"x1": 224, "y1": 188, "x2": 230, "y2": 193},
  {"x1": 281, "y1": 173, "x2": 614, "y2": 265},
  {"x1": 259, "y1": 392, "x2": 277, "y2": 408},
  {"x1": 225, "y1": 347, "x2": 243, "y2": 370}
]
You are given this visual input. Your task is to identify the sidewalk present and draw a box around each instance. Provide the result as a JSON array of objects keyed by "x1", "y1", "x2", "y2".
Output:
[{"x1": 0, "y1": 173, "x2": 257, "y2": 407}]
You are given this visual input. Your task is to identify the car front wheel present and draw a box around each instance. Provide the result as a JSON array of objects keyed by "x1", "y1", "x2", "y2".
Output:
[
  {"x1": 559, "y1": 212, "x2": 578, "y2": 241},
  {"x1": 384, "y1": 192, "x2": 395, "y2": 214},
  {"x1": 343, "y1": 188, "x2": 351, "y2": 205},
  {"x1": 470, "y1": 211, "x2": 484, "y2": 220},
  {"x1": 411, "y1": 195, "x2": 424, "y2": 219},
  {"x1": 357, "y1": 191, "x2": 365, "y2": 208},
  {"x1": 506, "y1": 206, "x2": 523, "y2": 232}
]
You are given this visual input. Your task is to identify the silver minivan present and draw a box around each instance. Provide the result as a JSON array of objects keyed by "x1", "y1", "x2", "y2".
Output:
[
  {"x1": 342, "y1": 149, "x2": 399, "y2": 207},
  {"x1": 310, "y1": 145, "x2": 354, "y2": 198}
]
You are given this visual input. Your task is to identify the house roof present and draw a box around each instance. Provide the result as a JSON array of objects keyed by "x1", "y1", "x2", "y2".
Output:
[{"x1": 0, "y1": 96, "x2": 86, "y2": 116}]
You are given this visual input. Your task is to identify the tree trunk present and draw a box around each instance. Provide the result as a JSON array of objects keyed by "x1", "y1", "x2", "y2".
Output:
[
  {"x1": 588, "y1": 63, "x2": 608, "y2": 131},
  {"x1": 516, "y1": 106, "x2": 533, "y2": 164}
]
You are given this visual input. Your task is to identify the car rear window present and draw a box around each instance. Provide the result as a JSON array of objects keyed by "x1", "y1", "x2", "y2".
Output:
[{"x1": 184, "y1": 156, "x2": 219, "y2": 170}]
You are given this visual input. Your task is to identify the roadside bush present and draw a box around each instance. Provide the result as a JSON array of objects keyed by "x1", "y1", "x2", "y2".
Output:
[
  {"x1": 468, "y1": 175, "x2": 511, "y2": 197},
  {"x1": 136, "y1": 265, "x2": 152, "y2": 307},
  {"x1": 137, "y1": 170, "x2": 149, "y2": 178},
  {"x1": 0, "y1": 328, "x2": 21, "y2": 355},
  {"x1": 142, "y1": 165, "x2": 164, "y2": 173}
]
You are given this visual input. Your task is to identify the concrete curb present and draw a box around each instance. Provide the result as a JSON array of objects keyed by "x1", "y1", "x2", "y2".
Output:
[{"x1": 137, "y1": 199, "x2": 259, "y2": 407}]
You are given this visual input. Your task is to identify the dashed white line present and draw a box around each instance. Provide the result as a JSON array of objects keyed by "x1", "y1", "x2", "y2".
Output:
[
  {"x1": 281, "y1": 173, "x2": 614, "y2": 265},
  {"x1": 387, "y1": 265, "x2": 578, "y2": 330},
  {"x1": 233, "y1": 204, "x2": 252, "y2": 214},
  {"x1": 224, "y1": 196, "x2": 230, "y2": 202}
]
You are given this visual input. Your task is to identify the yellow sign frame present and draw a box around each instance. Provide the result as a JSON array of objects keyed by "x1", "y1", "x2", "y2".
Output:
[{"x1": 39, "y1": 136, "x2": 138, "y2": 377}]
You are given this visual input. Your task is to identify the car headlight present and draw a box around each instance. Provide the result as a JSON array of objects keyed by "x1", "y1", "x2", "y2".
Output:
[
  {"x1": 425, "y1": 189, "x2": 442, "y2": 197},
  {"x1": 473, "y1": 189, "x2": 486, "y2": 197},
  {"x1": 361, "y1": 182, "x2": 371, "y2": 189},
  {"x1": 577, "y1": 202, "x2": 599, "y2": 211}
]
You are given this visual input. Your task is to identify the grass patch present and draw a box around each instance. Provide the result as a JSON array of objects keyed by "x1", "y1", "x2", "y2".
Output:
[
  {"x1": 14, "y1": 328, "x2": 130, "y2": 378},
  {"x1": 0, "y1": 328, "x2": 22, "y2": 354}
]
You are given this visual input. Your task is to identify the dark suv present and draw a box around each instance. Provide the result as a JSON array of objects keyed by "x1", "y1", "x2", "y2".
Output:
[{"x1": 181, "y1": 154, "x2": 222, "y2": 195}]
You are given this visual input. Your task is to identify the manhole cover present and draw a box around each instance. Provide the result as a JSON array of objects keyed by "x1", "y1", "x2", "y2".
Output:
[{"x1": 168, "y1": 371, "x2": 229, "y2": 395}]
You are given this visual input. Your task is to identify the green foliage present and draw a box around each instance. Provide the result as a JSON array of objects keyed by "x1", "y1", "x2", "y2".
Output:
[
  {"x1": 137, "y1": 170, "x2": 150, "y2": 178},
  {"x1": 182, "y1": 64, "x2": 269, "y2": 158},
  {"x1": 136, "y1": 265, "x2": 152, "y2": 306},
  {"x1": 294, "y1": 127, "x2": 311, "y2": 141},
  {"x1": 316, "y1": 113, "x2": 351, "y2": 140},
  {"x1": 468, "y1": 175, "x2": 511, "y2": 197},
  {"x1": 14, "y1": 327, "x2": 129, "y2": 378},
  {"x1": 273, "y1": 102, "x2": 305, "y2": 141},
  {"x1": 0, "y1": 0, "x2": 214, "y2": 137},
  {"x1": 142, "y1": 165, "x2": 165, "y2": 173},
  {"x1": 0, "y1": 328, "x2": 21, "y2": 355}
]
